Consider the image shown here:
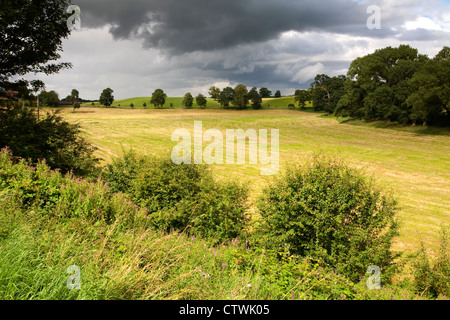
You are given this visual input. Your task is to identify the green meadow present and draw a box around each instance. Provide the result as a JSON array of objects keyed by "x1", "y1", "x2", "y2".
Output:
[{"x1": 64, "y1": 100, "x2": 450, "y2": 255}]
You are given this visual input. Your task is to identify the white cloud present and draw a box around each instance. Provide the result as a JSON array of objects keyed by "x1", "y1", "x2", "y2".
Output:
[
  {"x1": 291, "y1": 63, "x2": 325, "y2": 84},
  {"x1": 403, "y1": 16, "x2": 444, "y2": 30}
]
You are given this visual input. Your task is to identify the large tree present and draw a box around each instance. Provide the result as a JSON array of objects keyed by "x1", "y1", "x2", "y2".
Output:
[
  {"x1": 99, "y1": 88, "x2": 114, "y2": 107},
  {"x1": 208, "y1": 86, "x2": 221, "y2": 101},
  {"x1": 259, "y1": 88, "x2": 272, "y2": 98},
  {"x1": 150, "y1": 89, "x2": 167, "y2": 109},
  {"x1": 71, "y1": 89, "x2": 80, "y2": 112},
  {"x1": 407, "y1": 47, "x2": 450, "y2": 126},
  {"x1": 182, "y1": 92, "x2": 194, "y2": 109},
  {"x1": 232, "y1": 84, "x2": 249, "y2": 109},
  {"x1": 311, "y1": 75, "x2": 347, "y2": 115},
  {"x1": 39, "y1": 90, "x2": 60, "y2": 108},
  {"x1": 218, "y1": 87, "x2": 234, "y2": 108},
  {"x1": 0, "y1": 0, "x2": 72, "y2": 93},
  {"x1": 336, "y1": 45, "x2": 428, "y2": 123},
  {"x1": 248, "y1": 87, "x2": 262, "y2": 109},
  {"x1": 196, "y1": 94, "x2": 207, "y2": 109},
  {"x1": 294, "y1": 89, "x2": 312, "y2": 109}
]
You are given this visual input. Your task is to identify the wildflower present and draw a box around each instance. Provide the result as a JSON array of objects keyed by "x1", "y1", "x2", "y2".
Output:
[
  {"x1": 222, "y1": 261, "x2": 227, "y2": 269},
  {"x1": 247, "y1": 283, "x2": 252, "y2": 288}
]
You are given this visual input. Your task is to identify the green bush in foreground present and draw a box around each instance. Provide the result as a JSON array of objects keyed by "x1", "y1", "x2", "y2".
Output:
[
  {"x1": 102, "y1": 150, "x2": 250, "y2": 243},
  {"x1": 256, "y1": 154, "x2": 400, "y2": 282},
  {"x1": 411, "y1": 226, "x2": 449, "y2": 298},
  {"x1": 0, "y1": 148, "x2": 447, "y2": 300}
]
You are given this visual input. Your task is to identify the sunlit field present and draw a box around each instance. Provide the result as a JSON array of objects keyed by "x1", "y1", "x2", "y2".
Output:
[{"x1": 60, "y1": 105, "x2": 450, "y2": 255}]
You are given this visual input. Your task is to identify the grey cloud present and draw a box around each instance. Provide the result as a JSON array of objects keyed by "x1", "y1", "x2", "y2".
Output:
[{"x1": 75, "y1": 0, "x2": 389, "y2": 54}]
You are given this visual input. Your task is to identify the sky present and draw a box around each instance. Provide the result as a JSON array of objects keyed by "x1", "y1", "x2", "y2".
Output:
[{"x1": 24, "y1": 0, "x2": 450, "y2": 100}]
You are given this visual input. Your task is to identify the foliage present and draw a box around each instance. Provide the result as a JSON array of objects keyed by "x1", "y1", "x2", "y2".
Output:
[
  {"x1": 274, "y1": 90, "x2": 281, "y2": 98},
  {"x1": 0, "y1": 0, "x2": 72, "y2": 90},
  {"x1": 0, "y1": 106, "x2": 99, "y2": 177},
  {"x1": 407, "y1": 47, "x2": 450, "y2": 126},
  {"x1": 231, "y1": 84, "x2": 249, "y2": 109},
  {"x1": 38, "y1": 90, "x2": 60, "y2": 108},
  {"x1": 150, "y1": 89, "x2": 167, "y2": 109},
  {"x1": 99, "y1": 88, "x2": 114, "y2": 107},
  {"x1": 310, "y1": 75, "x2": 346, "y2": 114},
  {"x1": 209, "y1": 86, "x2": 221, "y2": 100},
  {"x1": 411, "y1": 226, "x2": 449, "y2": 298},
  {"x1": 333, "y1": 44, "x2": 449, "y2": 126},
  {"x1": 248, "y1": 87, "x2": 262, "y2": 109},
  {"x1": 102, "y1": 150, "x2": 250, "y2": 243},
  {"x1": 182, "y1": 92, "x2": 194, "y2": 109},
  {"x1": 259, "y1": 88, "x2": 272, "y2": 98},
  {"x1": 256, "y1": 154, "x2": 400, "y2": 282},
  {"x1": 294, "y1": 89, "x2": 312, "y2": 109},
  {"x1": 196, "y1": 94, "x2": 207, "y2": 109},
  {"x1": 218, "y1": 87, "x2": 235, "y2": 108}
]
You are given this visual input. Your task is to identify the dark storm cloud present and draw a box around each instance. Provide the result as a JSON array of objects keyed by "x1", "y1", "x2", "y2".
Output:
[{"x1": 75, "y1": 0, "x2": 390, "y2": 54}]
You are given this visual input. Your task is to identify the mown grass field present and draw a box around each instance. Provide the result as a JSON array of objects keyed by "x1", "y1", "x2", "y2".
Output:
[{"x1": 61, "y1": 102, "x2": 450, "y2": 255}]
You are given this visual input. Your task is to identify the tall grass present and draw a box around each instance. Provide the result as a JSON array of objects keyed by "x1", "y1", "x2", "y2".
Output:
[{"x1": 0, "y1": 148, "x2": 448, "y2": 300}]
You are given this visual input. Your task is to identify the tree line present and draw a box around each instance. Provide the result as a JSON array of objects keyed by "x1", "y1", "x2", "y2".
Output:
[{"x1": 296, "y1": 45, "x2": 450, "y2": 127}]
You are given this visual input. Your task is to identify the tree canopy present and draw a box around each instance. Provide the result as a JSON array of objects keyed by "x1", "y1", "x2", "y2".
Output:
[
  {"x1": 0, "y1": 0, "x2": 72, "y2": 93},
  {"x1": 150, "y1": 89, "x2": 167, "y2": 109},
  {"x1": 99, "y1": 88, "x2": 114, "y2": 107},
  {"x1": 218, "y1": 87, "x2": 234, "y2": 108},
  {"x1": 232, "y1": 84, "x2": 249, "y2": 109},
  {"x1": 182, "y1": 92, "x2": 194, "y2": 109}
]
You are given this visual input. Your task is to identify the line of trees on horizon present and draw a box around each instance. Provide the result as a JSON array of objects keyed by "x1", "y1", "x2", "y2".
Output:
[{"x1": 296, "y1": 45, "x2": 450, "y2": 127}]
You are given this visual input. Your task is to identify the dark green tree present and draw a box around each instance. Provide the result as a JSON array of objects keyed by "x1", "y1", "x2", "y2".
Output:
[
  {"x1": 274, "y1": 90, "x2": 281, "y2": 98},
  {"x1": 407, "y1": 47, "x2": 450, "y2": 126},
  {"x1": 71, "y1": 89, "x2": 80, "y2": 112},
  {"x1": 248, "y1": 87, "x2": 262, "y2": 109},
  {"x1": 0, "y1": 107, "x2": 99, "y2": 176},
  {"x1": 39, "y1": 90, "x2": 60, "y2": 108},
  {"x1": 99, "y1": 88, "x2": 114, "y2": 107},
  {"x1": 259, "y1": 88, "x2": 272, "y2": 98},
  {"x1": 294, "y1": 89, "x2": 312, "y2": 109},
  {"x1": 218, "y1": 87, "x2": 235, "y2": 108},
  {"x1": 182, "y1": 92, "x2": 194, "y2": 109},
  {"x1": 150, "y1": 89, "x2": 167, "y2": 109},
  {"x1": 208, "y1": 86, "x2": 221, "y2": 101},
  {"x1": 196, "y1": 94, "x2": 207, "y2": 109},
  {"x1": 0, "y1": 0, "x2": 72, "y2": 93},
  {"x1": 337, "y1": 45, "x2": 428, "y2": 122},
  {"x1": 232, "y1": 84, "x2": 249, "y2": 109}
]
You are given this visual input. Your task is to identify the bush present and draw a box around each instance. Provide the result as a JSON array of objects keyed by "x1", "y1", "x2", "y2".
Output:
[
  {"x1": 0, "y1": 148, "x2": 146, "y2": 228},
  {"x1": 102, "y1": 150, "x2": 250, "y2": 243},
  {"x1": 288, "y1": 104, "x2": 295, "y2": 109},
  {"x1": 256, "y1": 154, "x2": 400, "y2": 282},
  {"x1": 411, "y1": 226, "x2": 449, "y2": 298},
  {"x1": 0, "y1": 106, "x2": 99, "y2": 177}
]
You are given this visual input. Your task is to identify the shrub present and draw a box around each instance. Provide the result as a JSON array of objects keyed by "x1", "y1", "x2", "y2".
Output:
[
  {"x1": 102, "y1": 151, "x2": 250, "y2": 243},
  {"x1": 0, "y1": 148, "x2": 146, "y2": 228},
  {"x1": 256, "y1": 154, "x2": 400, "y2": 282},
  {"x1": 288, "y1": 104, "x2": 295, "y2": 109},
  {"x1": 411, "y1": 226, "x2": 449, "y2": 298},
  {"x1": 0, "y1": 106, "x2": 99, "y2": 177}
]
